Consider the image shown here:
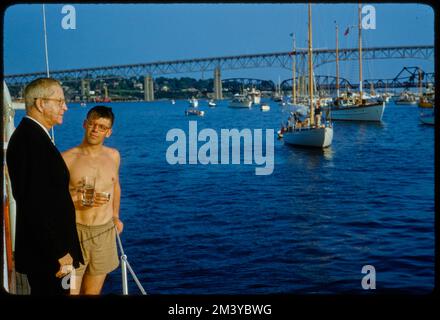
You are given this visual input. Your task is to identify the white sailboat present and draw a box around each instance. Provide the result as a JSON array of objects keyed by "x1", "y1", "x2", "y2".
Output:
[
  {"x1": 327, "y1": 4, "x2": 385, "y2": 122},
  {"x1": 188, "y1": 97, "x2": 198, "y2": 108},
  {"x1": 273, "y1": 76, "x2": 283, "y2": 102},
  {"x1": 282, "y1": 4, "x2": 333, "y2": 148},
  {"x1": 247, "y1": 87, "x2": 261, "y2": 105}
]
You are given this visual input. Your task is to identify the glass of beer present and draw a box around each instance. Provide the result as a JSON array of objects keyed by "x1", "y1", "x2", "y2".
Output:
[
  {"x1": 81, "y1": 176, "x2": 96, "y2": 206},
  {"x1": 95, "y1": 191, "x2": 111, "y2": 202}
]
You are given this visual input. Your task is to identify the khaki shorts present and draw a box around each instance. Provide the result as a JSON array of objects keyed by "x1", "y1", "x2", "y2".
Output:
[{"x1": 75, "y1": 219, "x2": 119, "y2": 276}]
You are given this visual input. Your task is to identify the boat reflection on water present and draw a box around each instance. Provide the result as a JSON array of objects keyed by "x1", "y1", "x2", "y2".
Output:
[{"x1": 285, "y1": 145, "x2": 335, "y2": 170}]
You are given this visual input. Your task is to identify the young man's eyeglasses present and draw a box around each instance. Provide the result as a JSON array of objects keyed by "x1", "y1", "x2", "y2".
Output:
[
  {"x1": 35, "y1": 97, "x2": 66, "y2": 107},
  {"x1": 86, "y1": 120, "x2": 111, "y2": 132}
]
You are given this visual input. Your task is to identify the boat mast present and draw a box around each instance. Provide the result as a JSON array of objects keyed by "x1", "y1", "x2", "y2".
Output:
[
  {"x1": 335, "y1": 22, "x2": 340, "y2": 98},
  {"x1": 308, "y1": 3, "x2": 315, "y2": 125},
  {"x1": 277, "y1": 75, "x2": 281, "y2": 97},
  {"x1": 42, "y1": 4, "x2": 55, "y2": 143},
  {"x1": 42, "y1": 5, "x2": 50, "y2": 78},
  {"x1": 292, "y1": 33, "x2": 297, "y2": 104},
  {"x1": 358, "y1": 3, "x2": 363, "y2": 102}
]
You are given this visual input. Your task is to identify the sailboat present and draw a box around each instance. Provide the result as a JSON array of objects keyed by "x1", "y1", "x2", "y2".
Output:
[
  {"x1": 282, "y1": 4, "x2": 333, "y2": 148},
  {"x1": 273, "y1": 76, "x2": 283, "y2": 103},
  {"x1": 326, "y1": 4, "x2": 385, "y2": 122}
]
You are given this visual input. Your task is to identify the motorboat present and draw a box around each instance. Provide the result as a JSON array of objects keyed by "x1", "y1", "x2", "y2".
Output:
[
  {"x1": 228, "y1": 94, "x2": 252, "y2": 108},
  {"x1": 185, "y1": 108, "x2": 204, "y2": 116},
  {"x1": 395, "y1": 91, "x2": 418, "y2": 105},
  {"x1": 260, "y1": 103, "x2": 270, "y2": 111}
]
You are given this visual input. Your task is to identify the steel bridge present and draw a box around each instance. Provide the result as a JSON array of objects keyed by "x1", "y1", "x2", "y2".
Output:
[
  {"x1": 4, "y1": 45, "x2": 434, "y2": 87},
  {"x1": 221, "y1": 65, "x2": 434, "y2": 94}
]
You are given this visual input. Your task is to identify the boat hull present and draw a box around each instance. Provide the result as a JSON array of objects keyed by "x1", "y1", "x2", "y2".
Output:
[
  {"x1": 12, "y1": 102, "x2": 25, "y2": 110},
  {"x1": 418, "y1": 102, "x2": 433, "y2": 108},
  {"x1": 395, "y1": 101, "x2": 417, "y2": 105},
  {"x1": 283, "y1": 126, "x2": 333, "y2": 148},
  {"x1": 228, "y1": 101, "x2": 252, "y2": 108},
  {"x1": 419, "y1": 113, "x2": 435, "y2": 125},
  {"x1": 185, "y1": 110, "x2": 204, "y2": 116},
  {"x1": 252, "y1": 96, "x2": 261, "y2": 105},
  {"x1": 327, "y1": 102, "x2": 385, "y2": 121}
]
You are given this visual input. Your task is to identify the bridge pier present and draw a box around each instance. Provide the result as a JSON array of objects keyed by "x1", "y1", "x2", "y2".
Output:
[
  {"x1": 81, "y1": 79, "x2": 90, "y2": 101},
  {"x1": 213, "y1": 67, "x2": 223, "y2": 100},
  {"x1": 144, "y1": 74, "x2": 155, "y2": 101},
  {"x1": 103, "y1": 84, "x2": 108, "y2": 100}
]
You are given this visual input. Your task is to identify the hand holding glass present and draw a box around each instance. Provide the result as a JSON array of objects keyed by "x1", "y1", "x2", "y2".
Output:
[
  {"x1": 80, "y1": 176, "x2": 96, "y2": 207},
  {"x1": 94, "y1": 191, "x2": 111, "y2": 206}
]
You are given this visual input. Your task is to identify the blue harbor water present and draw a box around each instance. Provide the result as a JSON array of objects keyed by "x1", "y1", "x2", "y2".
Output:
[{"x1": 14, "y1": 99, "x2": 435, "y2": 294}]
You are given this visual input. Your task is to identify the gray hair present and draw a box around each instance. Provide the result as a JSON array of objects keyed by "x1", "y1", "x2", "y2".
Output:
[{"x1": 24, "y1": 78, "x2": 61, "y2": 112}]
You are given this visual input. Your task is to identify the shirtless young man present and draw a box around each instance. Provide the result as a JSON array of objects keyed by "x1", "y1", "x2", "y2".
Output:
[{"x1": 62, "y1": 106, "x2": 123, "y2": 295}]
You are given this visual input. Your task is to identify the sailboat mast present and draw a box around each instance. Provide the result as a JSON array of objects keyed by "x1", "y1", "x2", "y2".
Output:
[
  {"x1": 308, "y1": 3, "x2": 315, "y2": 125},
  {"x1": 335, "y1": 22, "x2": 340, "y2": 98},
  {"x1": 42, "y1": 4, "x2": 50, "y2": 78},
  {"x1": 358, "y1": 3, "x2": 363, "y2": 101},
  {"x1": 292, "y1": 34, "x2": 297, "y2": 104},
  {"x1": 42, "y1": 4, "x2": 55, "y2": 143}
]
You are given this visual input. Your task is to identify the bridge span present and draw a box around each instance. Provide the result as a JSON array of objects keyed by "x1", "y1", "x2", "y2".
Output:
[{"x1": 4, "y1": 45, "x2": 434, "y2": 101}]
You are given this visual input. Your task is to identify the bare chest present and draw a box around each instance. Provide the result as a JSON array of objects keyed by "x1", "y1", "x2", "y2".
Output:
[{"x1": 69, "y1": 154, "x2": 117, "y2": 191}]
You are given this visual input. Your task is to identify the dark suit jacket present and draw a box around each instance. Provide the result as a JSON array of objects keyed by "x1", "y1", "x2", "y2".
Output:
[{"x1": 6, "y1": 117, "x2": 83, "y2": 274}]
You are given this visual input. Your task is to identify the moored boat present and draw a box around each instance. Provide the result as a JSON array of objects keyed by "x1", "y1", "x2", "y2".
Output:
[
  {"x1": 188, "y1": 97, "x2": 198, "y2": 108},
  {"x1": 228, "y1": 94, "x2": 252, "y2": 108},
  {"x1": 395, "y1": 91, "x2": 418, "y2": 105},
  {"x1": 282, "y1": 4, "x2": 333, "y2": 149},
  {"x1": 185, "y1": 108, "x2": 204, "y2": 116},
  {"x1": 260, "y1": 103, "x2": 270, "y2": 111},
  {"x1": 326, "y1": 5, "x2": 385, "y2": 122},
  {"x1": 247, "y1": 87, "x2": 261, "y2": 105}
]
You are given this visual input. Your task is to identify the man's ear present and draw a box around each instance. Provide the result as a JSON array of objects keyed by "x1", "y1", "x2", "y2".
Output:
[
  {"x1": 105, "y1": 128, "x2": 112, "y2": 138},
  {"x1": 34, "y1": 98, "x2": 44, "y2": 113}
]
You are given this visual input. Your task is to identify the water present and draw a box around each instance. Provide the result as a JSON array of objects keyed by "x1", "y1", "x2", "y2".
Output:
[{"x1": 13, "y1": 99, "x2": 435, "y2": 294}]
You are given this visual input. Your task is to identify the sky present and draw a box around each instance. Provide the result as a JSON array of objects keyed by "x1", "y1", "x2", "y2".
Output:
[{"x1": 3, "y1": 3, "x2": 435, "y2": 84}]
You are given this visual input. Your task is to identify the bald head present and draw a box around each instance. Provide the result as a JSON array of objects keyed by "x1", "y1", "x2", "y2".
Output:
[{"x1": 24, "y1": 78, "x2": 61, "y2": 112}]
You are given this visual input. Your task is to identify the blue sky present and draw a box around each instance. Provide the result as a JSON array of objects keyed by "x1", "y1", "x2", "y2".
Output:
[{"x1": 3, "y1": 3, "x2": 434, "y2": 83}]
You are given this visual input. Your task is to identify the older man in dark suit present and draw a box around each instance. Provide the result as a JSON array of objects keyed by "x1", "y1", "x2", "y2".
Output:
[{"x1": 6, "y1": 77, "x2": 83, "y2": 295}]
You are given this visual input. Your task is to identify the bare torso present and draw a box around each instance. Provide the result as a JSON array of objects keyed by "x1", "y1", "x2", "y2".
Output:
[{"x1": 63, "y1": 146, "x2": 119, "y2": 226}]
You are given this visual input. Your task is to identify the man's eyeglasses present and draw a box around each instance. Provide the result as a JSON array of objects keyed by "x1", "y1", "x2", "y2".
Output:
[
  {"x1": 86, "y1": 121, "x2": 110, "y2": 132},
  {"x1": 35, "y1": 97, "x2": 66, "y2": 107}
]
